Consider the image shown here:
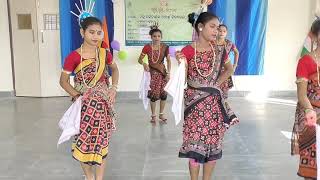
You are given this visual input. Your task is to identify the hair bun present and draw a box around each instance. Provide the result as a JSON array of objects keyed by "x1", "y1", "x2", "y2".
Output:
[
  {"x1": 188, "y1": 12, "x2": 196, "y2": 25},
  {"x1": 149, "y1": 22, "x2": 162, "y2": 36},
  {"x1": 311, "y1": 18, "x2": 320, "y2": 36}
]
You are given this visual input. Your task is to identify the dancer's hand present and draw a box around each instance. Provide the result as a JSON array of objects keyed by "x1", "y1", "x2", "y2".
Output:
[
  {"x1": 305, "y1": 109, "x2": 317, "y2": 126},
  {"x1": 107, "y1": 88, "x2": 117, "y2": 104},
  {"x1": 143, "y1": 63, "x2": 150, "y2": 72},
  {"x1": 175, "y1": 51, "x2": 187, "y2": 65},
  {"x1": 214, "y1": 80, "x2": 224, "y2": 88},
  {"x1": 233, "y1": 64, "x2": 238, "y2": 72},
  {"x1": 71, "y1": 93, "x2": 81, "y2": 102},
  {"x1": 165, "y1": 74, "x2": 170, "y2": 81}
]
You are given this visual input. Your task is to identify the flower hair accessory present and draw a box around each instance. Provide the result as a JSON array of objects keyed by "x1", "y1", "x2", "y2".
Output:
[
  {"x1": 70, "y1": 0, "x2": 96, "y2": 26},
  {"x1": 150, "y1": 22, "x2": 160, "y2": 30},
  {"x1": 192, "y1": 2, "x2": 206, "y2": 26}
]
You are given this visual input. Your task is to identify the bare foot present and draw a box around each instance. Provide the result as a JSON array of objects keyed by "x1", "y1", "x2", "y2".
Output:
[
  {"x1": 150, "y1": 115, "x2": 156, "y2": 123},
  {"x1": 159, "y1": 113, "x2": 167, "y2": 123}
]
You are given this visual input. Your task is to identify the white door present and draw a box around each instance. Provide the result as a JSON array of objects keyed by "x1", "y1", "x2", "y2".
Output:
[
  {"x1": 9, "y1": 0, "x2": 41, "y2": 96},
  {"x1": 37, "y1": 0, "x2": 66, "y2": 96}
]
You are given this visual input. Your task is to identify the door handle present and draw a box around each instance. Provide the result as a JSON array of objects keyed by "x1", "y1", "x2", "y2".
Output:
[
  {"x1": 32, "y1": 29, "x2": 35, "y2": 43},
  {"x1": 41, "y1": 30, "x2": 44, "y2": 43}
]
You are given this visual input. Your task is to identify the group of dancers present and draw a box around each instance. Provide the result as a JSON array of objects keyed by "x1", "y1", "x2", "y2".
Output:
[
  {"x1": 58, "y1": 6, "x2": 320, "y2": 179},
  {"x1": 59, "y1": 6, "x2": 243, "y2": 179}
]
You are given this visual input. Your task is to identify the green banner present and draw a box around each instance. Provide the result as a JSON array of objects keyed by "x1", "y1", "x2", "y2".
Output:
[{"x1": 125, "y1": 0, "x2": 199, "y2": 46}]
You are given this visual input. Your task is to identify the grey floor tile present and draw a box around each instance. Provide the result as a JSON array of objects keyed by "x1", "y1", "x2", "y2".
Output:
[{"x1": 0, "y1": 96, "x2": 302, "y2": 179}]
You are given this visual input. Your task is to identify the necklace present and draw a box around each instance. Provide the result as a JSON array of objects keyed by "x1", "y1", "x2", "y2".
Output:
[
  {"x1": 151, "y1": 43, "x2": 161, "y2": 63},
  {"x1": 217, "y1": 39, "x2": 226, "y2": 46},
  {"x1": 313, "y1": 52, "x2": 320, "y2": 87},
  {"x1": 80, "y1": 44, "x2": 98, "y2": 88},
  {"x1": 194, "y1": 42, "x2": 216, "y2": 78}
]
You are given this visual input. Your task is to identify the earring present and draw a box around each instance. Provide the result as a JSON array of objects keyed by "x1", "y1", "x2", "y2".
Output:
[{"x1": 199, "y1": 28, "x2": 203, "y2": 31}]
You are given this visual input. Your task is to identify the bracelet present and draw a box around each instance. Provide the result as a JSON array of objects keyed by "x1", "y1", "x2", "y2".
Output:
[
  {"x1": 304, "y1": 108, "x2": 314, "y2": 113},
  {"x1": 72, "y1": 93, "x2": 81, "y2": 98},
  {"x1": 111, "y1": 85, "x2": 119, "y2": 91},
  {"x1": 71, "y1": 93, "x2": 81, "y2": 101}
]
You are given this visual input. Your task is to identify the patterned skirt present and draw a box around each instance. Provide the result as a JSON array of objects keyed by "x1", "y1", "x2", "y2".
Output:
[
  {"x1": 72, "y1": 92, "x2": 115, "y2": 165},
  {"x1": 179, "y1": 88, "x2": 227, "y2": 163},
  {"x1": 294, "y1": 106, "x2": 318, "y2": 178},
  {"x1": 148, "y1": 70, "x2": 168, "y2": 102}
]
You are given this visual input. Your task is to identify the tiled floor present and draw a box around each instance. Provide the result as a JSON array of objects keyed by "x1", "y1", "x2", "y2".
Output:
[{"x1": 0, "y1": 95, "x2": 301, "y2": 179}]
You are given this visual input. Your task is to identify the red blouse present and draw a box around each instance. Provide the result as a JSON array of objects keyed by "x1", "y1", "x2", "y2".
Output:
[
  {"x1": 296, "y1": 55, "x2": 317, "y2": 80},
  {"x1": 63, "y1": 50, "x2": 113, "y2": 73},
  {"x1": 142, "y1": 44, "x2": 169, "y2": 56},
  {"x1": 142, "y1": 44, "x2": 152, "y2": 54},
  {"x1": 181, "y1": 45, "x2": 229, "y2": 64}
]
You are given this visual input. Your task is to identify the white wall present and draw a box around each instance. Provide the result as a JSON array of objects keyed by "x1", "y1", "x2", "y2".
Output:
[
  {"x1": 0, "y1": 0, "x2": 14, "y2": 92},
  {"x1": 232, "y1": 0, "x2": 316, "y2": 94},
  {"x1": 0, "y1": 0, "x2": 316, "y2": 94},
  {"x1": 263, "y1": 0, "x2": 316, "y2": 91}
]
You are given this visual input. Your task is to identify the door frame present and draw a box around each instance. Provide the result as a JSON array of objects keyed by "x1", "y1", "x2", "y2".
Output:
[{"x1": 6, "y1": 0, "x2": 16, "y2": 96}]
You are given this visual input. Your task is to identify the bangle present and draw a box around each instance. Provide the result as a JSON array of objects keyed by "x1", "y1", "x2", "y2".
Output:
[
  {"x1": 72, "y1": 93, "x2": 81, "y2": 98},
  {"x1": 71, "y1": 93, "x2": 81, "y2": 101},
  {"x1": 111, "y1": 85, "x2": 119, "y2": 91},
  {"x1": 304, "y1": 108, "x2": 314, "y2": 113}
]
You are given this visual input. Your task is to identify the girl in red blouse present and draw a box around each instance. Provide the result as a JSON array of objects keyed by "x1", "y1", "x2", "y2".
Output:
[
  {"x1": 59, "y1": 17, "x2": 119, "y2": 180},
  {"x1": 138, "y1": 24, "x2": 171, "y2": 123},
  {"x1": 176, "y1": 12, "x2": 238, "y2": 180},
  {"x1": 217, "y1": 24, "x2": 239, "y2": 98},
  {"x1": 217, "y1": 24, "x2": 239, "y2": 70},
  {"x1": 292, "y1": 19, "x2": 320, "y2": 179}
]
